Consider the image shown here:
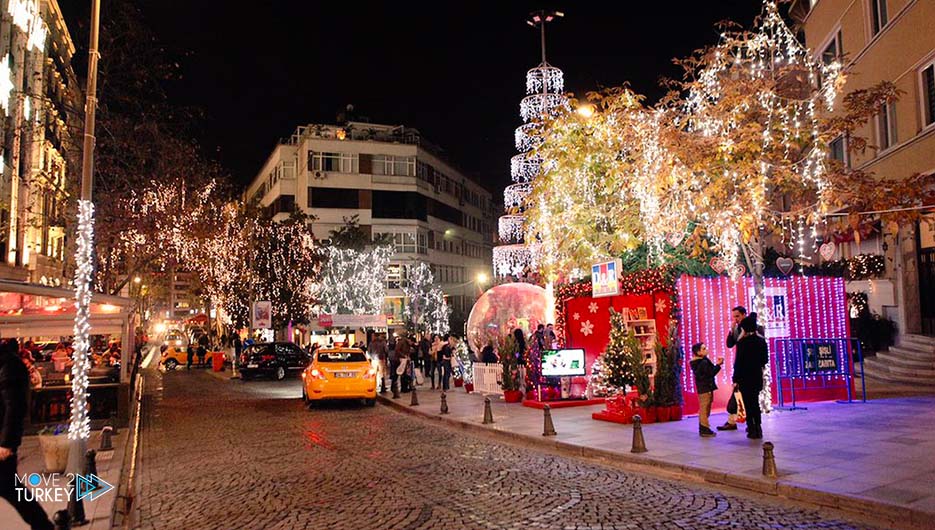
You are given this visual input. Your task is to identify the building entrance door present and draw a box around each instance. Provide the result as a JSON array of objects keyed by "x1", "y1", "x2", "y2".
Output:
[{"x1": 919, "y1": 217, "x2": 935, "y2": 337}]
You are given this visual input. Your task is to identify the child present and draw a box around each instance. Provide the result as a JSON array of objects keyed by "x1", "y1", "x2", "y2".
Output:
[{"x1": 690, "y1": 342, "x2": 723, "y2": 437}]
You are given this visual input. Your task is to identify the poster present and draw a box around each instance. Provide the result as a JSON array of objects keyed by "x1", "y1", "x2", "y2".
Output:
[
  {"x1": 252, "y1": 301, "x2": 272, "y2": 329},
  {"x1": 804, "y1": 342, "x2": 839, "y2": 372},
  {"x1": 748, "y1": 285, "x2": 790, "y2": 338},
  {"x1": 591, "y1": 259, "x2": 621, "y2": 298}
]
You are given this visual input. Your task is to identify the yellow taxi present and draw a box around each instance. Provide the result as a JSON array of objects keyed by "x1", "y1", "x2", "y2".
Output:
[
  {"x1": 160, "y1": 345, "x2": 220, "y2": 370},
  {"x1": 301, "y1": 348, "x2": 376, "y2": 406}
]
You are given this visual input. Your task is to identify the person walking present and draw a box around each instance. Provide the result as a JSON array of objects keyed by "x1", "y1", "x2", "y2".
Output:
[
  {"x1": 733, "y1": 313, "x2": 769, "y2": 439},
  {"x1": 429, "y1": 335, "x2": 443, "y2": 389},
  {"x1": 396, "y1": 338, "x2": 412, "y2": 393},
  {"x1": 0, "y1": 339, "x2": 55, "y2": 530},
  {"x1": 186, "y1": 343, "x2": 195, "y2": 370},
  {"x1": 481, "y1": 341, "x2": 497, "y2": 364},
  {"x1": 369, "y1": 335, "x2": 389, "y2": 394},
  {"x1": 690, "y1": 342, "x2": 722, "y2": 437},
  {"x1": 418, "y1": 334, "x2": 431, "y2": 388}
]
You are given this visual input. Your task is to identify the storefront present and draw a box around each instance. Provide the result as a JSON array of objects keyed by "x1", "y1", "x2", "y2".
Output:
[{"x1": 0, "y1": 280, "x2": 134, "y2": 432}]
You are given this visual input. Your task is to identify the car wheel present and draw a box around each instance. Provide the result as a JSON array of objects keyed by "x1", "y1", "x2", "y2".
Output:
[
  {"x1": 365, "y1": 398, "x2": 376, "y2": 407},
  {"x1": 164, "y1": 359, "x2": 178, "y2": 371},
  {"x1": 275, "y1": 366, "x2": 286, "y2": 381},
  {"x1": 241, "y1": 372, "x2": 252, "y2": 381}
]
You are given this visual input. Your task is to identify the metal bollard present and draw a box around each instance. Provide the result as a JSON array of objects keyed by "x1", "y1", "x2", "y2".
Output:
[
  {"x1": 392, "y1": 379, "x2": 400, "y2": 399},
  {"x1": 762, "y1": 442, "x2": 777, "y2": 478},
  {"x1": 109, "y1": 412, "x2": 119, "y2": 436},
  {"x1": 66, "y1": 475, "x2": 87, "y2": 526},
  {"x1": 440, "y1": 392, "x2": 449, "y2": 414},
  {"x1": 99, "y1": 426, "x2": 113, "y2": 451},
  {"x1": 482, "y1": 397, "x2": 494, "y2": 424},
  {"x1": 53, "y1": 509, "x2": 71, "y2": 530},
  {"x1": 410, "y1": 385, "x2": 419, "y2": 406},
  {"x1": 86, "y1": 450, "x2": 98, "y2": 477},
  {"x1": 542, "y1": 404, "x2": 557, "y2": 436},
  {"x1": 630, "y1": 414, "x2": 648, "y2": 453}
]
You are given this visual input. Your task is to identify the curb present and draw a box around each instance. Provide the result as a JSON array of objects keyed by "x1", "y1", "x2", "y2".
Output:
[{"x1": 378, "y1": 395, "x2": 926, "y2": 530}]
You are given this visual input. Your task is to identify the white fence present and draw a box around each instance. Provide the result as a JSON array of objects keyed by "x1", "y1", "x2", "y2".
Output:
[{"x1": 472, "y1": 363, "x2": 525, "y2": 395}]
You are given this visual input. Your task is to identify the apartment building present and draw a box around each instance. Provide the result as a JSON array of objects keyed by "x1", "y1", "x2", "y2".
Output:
[
  {"x1": 246, "y1": 117, "x2": 497, "y2": 330},
  {"x1": 793, "y1": 0, "x2": 935, "y2": 337},
  {"x1": 0, "y1": 0, "x2": 82, "y2": 284}
]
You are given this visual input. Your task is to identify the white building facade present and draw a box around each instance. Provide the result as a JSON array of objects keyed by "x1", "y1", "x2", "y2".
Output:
[{"x1": 246, "y1": 120, "x2": 497, "y2": 330}]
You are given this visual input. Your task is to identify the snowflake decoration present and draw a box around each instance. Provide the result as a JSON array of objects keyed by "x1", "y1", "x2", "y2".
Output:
[
  {"x1": 580, "y1": 320, "x2": 594, "y2": 336},
  {"x1": 511, "y1": 264, "x2": 525, "y2": 277},
  {"x1": 588, "y1": 302, "x2": 599, "y2": 314},
  {"x1": 655, "y1": 299, "x2": 667, "y2": 313},
  {"x1": 572, "y1": 312, "x2": 580, "y2": 321}
]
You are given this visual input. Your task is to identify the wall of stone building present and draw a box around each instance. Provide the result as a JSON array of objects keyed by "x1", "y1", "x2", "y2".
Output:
[{"x1": 895, "y1": 223, "x2": 921, "y2": 335}]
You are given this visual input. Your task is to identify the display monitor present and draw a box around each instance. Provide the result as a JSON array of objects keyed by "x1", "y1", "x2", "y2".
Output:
[{"x1": 541, "y1": 348, "x2": 586, "y2": 377}]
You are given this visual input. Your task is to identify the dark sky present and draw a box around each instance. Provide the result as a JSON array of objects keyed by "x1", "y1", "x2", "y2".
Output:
[{"x1": 61, "y1": 1, "x2": 764, "y2": 193}]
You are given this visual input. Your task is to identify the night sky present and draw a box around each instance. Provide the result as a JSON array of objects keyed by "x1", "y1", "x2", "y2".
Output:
[{"x1": 61, "y1": 1, "x2": 764, "y2": 193}]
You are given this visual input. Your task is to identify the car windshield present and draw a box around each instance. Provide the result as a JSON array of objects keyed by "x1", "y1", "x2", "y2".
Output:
[
  {"x1": 243, "y1": 345, "x2": 271, "y2": 355},
  {"x1": 318, "y1": 351, "x2": 367, "y2": 363}
]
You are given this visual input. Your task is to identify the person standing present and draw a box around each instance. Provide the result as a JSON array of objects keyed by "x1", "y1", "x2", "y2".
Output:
[
  {"x1": 481, "y1": 341, "x2": 497, "y2": 364},
  {"x1": 429, "y1": 335, "x2": 443, "y2": 389},
  {"x1": 545, "y1": 324, "x2": 558, "y2": 349},
  {"x1": 396, "y1": 338, "x2": 412, "y2": 393},
  {"x1": 0, "y1": 339, "x2": 54, "y2": 530},
  {"x1": 438, "y1": 335, "x2": 454, "y2": 391},
  {"x1": 717, "y1": 305, "x2": 747, "y2": 431},
  {"x1": 418, "y1": 334, "x2": 431, "y2": 388},
  {"x1": 733, "y1": 313, "x2": 769, "y2": 440},
  {"x1": 690, "y1": 342, "x2": 722, "y2": 437},
  {"x1": 186, "y1": 343, "x2": 195, "y2": 370}
]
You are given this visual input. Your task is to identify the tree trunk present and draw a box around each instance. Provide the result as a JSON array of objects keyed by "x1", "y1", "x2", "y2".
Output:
[{"x1": 741, "y1": 232, "x2": 773, "y2": 413}]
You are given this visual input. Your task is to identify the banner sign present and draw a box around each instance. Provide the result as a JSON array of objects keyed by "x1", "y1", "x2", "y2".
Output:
[
  {"x1": 803, "y1": 342, "x2": 839, "y2": 372},
  {"x1": 251, "y1": 301, "x2": 272, "y2": 329},
  {"x1": 319, "y1": 314, "x2": 387, "y2": 328},
  {"x1": 591, "y1": 259, "x2": 621, "y2": 298}
]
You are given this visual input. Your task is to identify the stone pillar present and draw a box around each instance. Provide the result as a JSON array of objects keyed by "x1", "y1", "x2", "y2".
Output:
[{"x1": 895, "y1": 223, "x2": 921, "y2": 336}]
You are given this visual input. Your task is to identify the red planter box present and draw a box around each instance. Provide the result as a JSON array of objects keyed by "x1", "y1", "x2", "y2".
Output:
[
  {"x1": 656, "y1": 406, "x2": 671, "y2": 422},
  {"x1": 503, "y1": 390, "x2": 523, "y2": 403},
  {"x1": 669, "y1": 405, "x2": 683, "y2": 421},
  {"x1": 454, "y1": 378, "x2": 464, "y2": 388},
  {"x1": 464, "y1": 383, "x2": 474, "y2": 393},
  {"x1": 639, "y1": 406, "x2": 656, "y2": 424}
]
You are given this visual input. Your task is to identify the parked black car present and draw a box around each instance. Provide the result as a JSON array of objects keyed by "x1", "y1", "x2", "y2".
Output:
[{"x1": 238, "y1": 342, "x2": 310, "y2": 381}]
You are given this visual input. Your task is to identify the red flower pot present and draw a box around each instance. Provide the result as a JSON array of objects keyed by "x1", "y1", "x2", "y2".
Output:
[
  {"x1": 464, "y1": 383, "x2": 474, "y2": 393},
  {"x1": 454, "y1": 378, "x2": 464, "y2": 388},
  {"x1": 639, "y1": 406, "x2": 656, "y2": 424},
  {"x1": 503, "y1": 390, "x2": 523, "y2": 403},
  {"x1": 669, "y1": 405, "x2": 683, "y2": 421},
  {"x1": 656, "y1": 405, "x2": 671, "y2": 422}
]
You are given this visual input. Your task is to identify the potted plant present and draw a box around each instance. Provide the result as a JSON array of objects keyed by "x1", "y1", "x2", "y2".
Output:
[
  {"x1": 498, "y1": 334, "x2": 523, "y2": 403},
  {"x1": 37, "y1": 424, "x2": 70, "y2": 473}
]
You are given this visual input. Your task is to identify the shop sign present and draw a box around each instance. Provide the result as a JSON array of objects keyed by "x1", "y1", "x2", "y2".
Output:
[
  {"x1": 803, "y1": 342, "x2": 838, "y2": 372},
  {"x1": 251, "y1": 301, "x2": 272, "y2": 329},
  {"x1": 591, "y1": 259, "x2": 621, "y2": 298}
]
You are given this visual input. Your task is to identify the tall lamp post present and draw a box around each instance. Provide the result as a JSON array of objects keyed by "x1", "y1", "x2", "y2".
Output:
[{"x1": 68, "y1": 0, "x2": 101, "y2": 476}]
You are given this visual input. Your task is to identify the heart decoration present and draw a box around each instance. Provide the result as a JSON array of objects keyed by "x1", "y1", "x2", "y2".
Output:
[
  {"x1": 666, "y1": 232, "x2": 685, "y2": 248},
  {"x1": 819, "y1": 241, "x2": 836, "y2": 261},
  {"x1": 776, "y1": 257, "x2": 795, "y2": 275},
  {"x1": 709, "y1": 257, "x2": 726, "y2": 274},
  {"x1": 729, "y1": 264, "x2": 747, "y2": 279}
]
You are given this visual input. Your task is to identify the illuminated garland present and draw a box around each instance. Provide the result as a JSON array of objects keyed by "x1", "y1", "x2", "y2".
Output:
[
  {"x1": 403, "y1": 262, "x2": 450, "y2": 335},
  {"x1": 847, "y1": 254, "x2": 885, "y2": 280},
  {"x1": 69, "y1": 200, "x2": 94, "y2": 441},
  {"x1": 317, "y1": 246, "x2": 394, "y2": 315}
]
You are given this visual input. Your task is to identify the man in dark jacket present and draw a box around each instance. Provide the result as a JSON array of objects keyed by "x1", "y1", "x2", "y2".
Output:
[
  {"x1": 690, "y1": 343, "x2": 723, "y2": 437},
  {"x1": 732, "y1": 313, "x2": 769, "y2": 439},
  {"x1": 0, "y1": 339, "x2": 54, "y2": 530}
]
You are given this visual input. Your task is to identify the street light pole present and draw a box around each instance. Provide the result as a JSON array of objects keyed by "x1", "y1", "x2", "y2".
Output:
[{"x1": 68, "y1": 0, "x2": 101, "y2": 476}]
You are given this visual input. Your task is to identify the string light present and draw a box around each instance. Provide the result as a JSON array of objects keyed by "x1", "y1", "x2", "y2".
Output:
[
  {"x1": 0, "y1": 56, "x2": 13, "y2": 113},
  {"x1": 317, "y1": 246, "x2": 394, "y2": 315},
  {"x1": 402, "y1": 262, "x2": 450, "y2": 335},
  {"x1": 69, "y1": 200, "x2": 94, "y2": 441}
]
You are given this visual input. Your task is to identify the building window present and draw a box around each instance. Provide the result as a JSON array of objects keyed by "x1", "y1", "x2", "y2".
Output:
[
  {"x1": 877, "y1": 101, "x2": 897, "y2": 151},
  {"x1": 372, "y1": 155, "x2": 416, "y2": 176},
  {"x1": 376, "y1": 231, "x2": 428, "y2": 255},
  {"x1": 309, "y1": 151, "x2": 358, "y2": 173},
  {"x1": 308, "y1": 187, "x2": 359, "y2": 209},
  {"x1": 829, "y1": 135, "x2": 848, "y2": 166},
  {"x1": 922, "y1": 63, "x2": 935, "y2": 128},
  {"x1": 869, "y1": 0, "x2": 888, "y2": 36},
  {"x1": 385, "y1": 263, "x2": 407, "y2": 290},
  {"x1": 821, "y1": 30, "x2": 842, "y2": 66}
]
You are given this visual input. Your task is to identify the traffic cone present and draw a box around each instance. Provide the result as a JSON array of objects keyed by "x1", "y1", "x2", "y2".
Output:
[
  {"x1": 482, "y1": 397, "x2": 494, "y2": 424},
  {"x1": 542, "y1": 404, "x2": 557, "y2": 436},
  {"x1": 631, "y1": 414, "x2": 647, "y2": 453},
  {"x1": 440, "y1": 392, "x2": 449, "y2": 414}
]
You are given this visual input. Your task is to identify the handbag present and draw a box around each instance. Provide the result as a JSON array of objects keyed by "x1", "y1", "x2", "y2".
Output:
[
  {"x1": 726, "y1": 393, "x2": 737, "y2": 415},
  {"x1": 414, "y1": 367, "x2": 425, "y2": 385},
  {"x1": 734, "y1": 389, "x2": 747, "y2": 423},
  {"x1": 396, "y1": 358, "x2": 409, "y2": 376}
]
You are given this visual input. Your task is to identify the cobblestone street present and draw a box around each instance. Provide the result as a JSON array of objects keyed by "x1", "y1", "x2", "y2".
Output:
[{"x1": 134, "y1": 369, "x2": 880, "y2": 530}]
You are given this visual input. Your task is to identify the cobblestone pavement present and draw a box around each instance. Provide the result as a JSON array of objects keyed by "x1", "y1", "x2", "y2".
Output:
[{"x1": 134, "y1": 369, "x2": 880, "y2": 530}]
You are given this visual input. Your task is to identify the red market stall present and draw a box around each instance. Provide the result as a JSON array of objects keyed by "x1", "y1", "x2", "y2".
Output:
[{"x1": 556, "y1": 270, "x2": 854, "y2": 417}]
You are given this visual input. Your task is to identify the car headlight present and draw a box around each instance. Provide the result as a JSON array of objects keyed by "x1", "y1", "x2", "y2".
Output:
[{"x1": 176, "y1": 340, "x2": 182, "y2": 346}]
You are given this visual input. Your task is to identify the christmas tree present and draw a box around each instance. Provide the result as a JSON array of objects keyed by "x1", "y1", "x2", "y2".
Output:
[
  {"x1": 453, "y1": 338, "x2": 472, "y2": 384},
  {"x1": 586, "y1": 356, "x2": 611, "y2": 398},
  {"x1": 600, "y1": 308, "x2": 649, "y2": 397}
]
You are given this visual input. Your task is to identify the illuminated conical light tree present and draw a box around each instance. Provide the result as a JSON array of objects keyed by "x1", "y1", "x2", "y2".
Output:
[{"x1": 492, "y1": 10, "x2": 569, "y2": 280}]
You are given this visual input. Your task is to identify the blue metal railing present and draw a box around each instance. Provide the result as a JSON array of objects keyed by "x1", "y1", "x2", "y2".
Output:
[{"x1": 772, "y1": 337, "x2": 865, "y2": 409}]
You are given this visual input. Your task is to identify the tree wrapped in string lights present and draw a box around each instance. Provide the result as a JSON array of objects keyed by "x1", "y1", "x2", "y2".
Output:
[
  {"x1": 317, "y1": 245, "x2": 394, "y2": 315},
  {"x1": 403, "y1": 261, "x2": 451, "y2": 336}
]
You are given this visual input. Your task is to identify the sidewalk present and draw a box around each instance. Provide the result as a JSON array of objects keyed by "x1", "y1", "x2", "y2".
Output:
[
  {"x1": 1, "y1": 429, "x2": 128, "y2": 530},
  {"x1": 380, "y1": 386, "x2": 935, "y2": 530}
]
